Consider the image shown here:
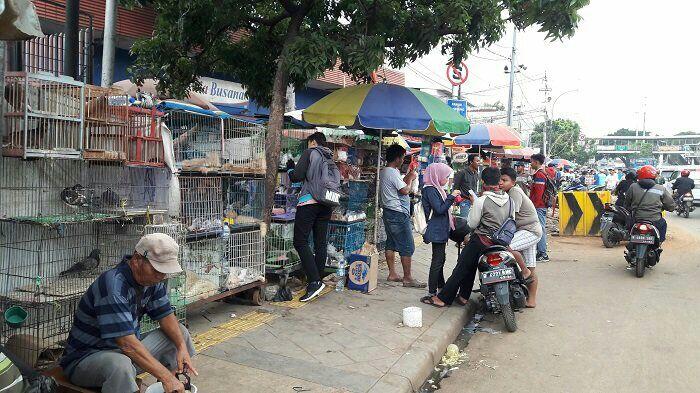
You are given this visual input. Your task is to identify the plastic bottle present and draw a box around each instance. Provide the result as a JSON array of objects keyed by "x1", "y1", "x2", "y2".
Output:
[{"x1": 335, "y1": 256, "x2": 346, "y2": 292}]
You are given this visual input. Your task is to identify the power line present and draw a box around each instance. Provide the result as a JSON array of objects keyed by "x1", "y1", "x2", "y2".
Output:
[
  {"x1": 405, "y1": 64, "x2": 453, "y2": 91},
  {"x1": 484, "y1": 48, "x2": 510, "y2": 60}
]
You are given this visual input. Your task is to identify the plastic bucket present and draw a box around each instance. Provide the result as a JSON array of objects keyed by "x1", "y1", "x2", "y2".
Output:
[
  {"x1": 145, "y1": 382, "x2": 197, "y2": 393},
  {"x1": 402, "y1": 306, "x2": 422, "y2": 328},
  {"x1": 4, "y1": 306, "x2": 27, "y2": 328}
]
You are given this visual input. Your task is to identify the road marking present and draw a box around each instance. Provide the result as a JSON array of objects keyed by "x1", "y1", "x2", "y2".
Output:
[{"x1": 193, "y1": 311, "x2": 278, "y2": 352}]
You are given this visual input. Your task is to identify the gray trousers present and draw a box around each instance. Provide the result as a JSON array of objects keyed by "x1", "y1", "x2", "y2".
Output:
[{"x1": 68, "y1": 324, "x2": 196, "y2": 393}]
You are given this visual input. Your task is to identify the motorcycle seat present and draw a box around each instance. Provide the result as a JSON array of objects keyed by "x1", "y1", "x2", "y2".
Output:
[{"x1": 484, "y1": 245, "x2": 508, "y2": 253}]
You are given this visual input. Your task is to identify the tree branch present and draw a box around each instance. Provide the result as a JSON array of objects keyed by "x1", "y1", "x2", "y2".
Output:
[{"x1": 247, "y1": 11, "x2": 291, "y2": 27}]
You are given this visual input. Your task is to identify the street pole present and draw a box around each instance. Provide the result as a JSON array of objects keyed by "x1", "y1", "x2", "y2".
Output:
[
  {"x1": 548, "y1": 89, "x2": 579, "y2": 158},
  {"x1": 506, "y1": 26, "x2": 517, "y2": 126},
  {"x1": 101, "y1": 0, "x2": 118, "y2": 86},
  {"x1": 543, "y1": 109, "x2": 548, "y2": 157},
  {"x1": 63, "y1": 0, "x2": 80, "y2": 79}
]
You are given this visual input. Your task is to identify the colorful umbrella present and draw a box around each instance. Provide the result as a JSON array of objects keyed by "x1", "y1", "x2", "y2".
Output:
[
  {"x1": 302, "y1": 83, "x2": 470, "y2": 134},
  {"x1": 453, "y1": 123, "x2": 521, "y2": 146},
  {"x1": 549, "y1": 158, "x2": 573, "y2": 168}
]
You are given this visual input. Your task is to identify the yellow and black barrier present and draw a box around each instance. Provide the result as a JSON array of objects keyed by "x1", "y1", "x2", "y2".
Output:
[{"x1": 558, "y1": 191, "x2": 611, "y2": 236}]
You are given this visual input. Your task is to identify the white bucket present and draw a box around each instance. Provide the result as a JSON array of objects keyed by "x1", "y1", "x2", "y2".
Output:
[
  {"x1": 402, "y1": 306, "x2": 423, "y2": 328},
  {"x1": 145, "y1": 382, "x2": 198, "y2": 393}
]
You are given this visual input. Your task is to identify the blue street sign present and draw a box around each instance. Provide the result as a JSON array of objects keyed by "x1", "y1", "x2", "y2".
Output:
[{"x1": 447, "y1": 99, "x2": 467, "y2": 117}]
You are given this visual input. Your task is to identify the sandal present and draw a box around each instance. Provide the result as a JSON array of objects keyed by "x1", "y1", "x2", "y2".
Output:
[
  {"x1": 455, "y1": 296, "x2": 469, "y2": 306},
  {"x1": 420, "y1": 295, "x2": 445, "y2": 308},
  {"x1": 386, "y1": 277, "x2": 403, "y2": 283},
  {"x1": 403, "y1": 279, "x2": 427, "y2": 288}
]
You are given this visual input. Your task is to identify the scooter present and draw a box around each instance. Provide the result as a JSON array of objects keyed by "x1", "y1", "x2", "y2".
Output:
[
  {"x1": 601, "y1": 203, "x2": 631, "y2": 248},
  {"x1": 624, "y1": 221, "x2": 662, "y2": 278},
  {"x1": 675, "y1": 192, "x2": 695, "y2": 218},
  {"x1": 476, "y1": 246, "x2": 528, "y2": 332}
]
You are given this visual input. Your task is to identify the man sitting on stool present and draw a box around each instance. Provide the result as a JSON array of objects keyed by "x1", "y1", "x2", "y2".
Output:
[{"x1": 60, "y1": 233, "x2": 197, "y2": 393}]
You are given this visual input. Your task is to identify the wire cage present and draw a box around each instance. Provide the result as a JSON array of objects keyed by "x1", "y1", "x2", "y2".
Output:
[
  {"x1": 179, "y1": 176, "x2": 223, "y2": 235},
  {"x1": 221, "y1": 118, "x2": 266, "y2": 175},
  {"x1": 265, "y1": 221, "x2": 299, "y2": 272},
  {"x1": 0, "y1": 157, "x2": 172, "y2": 224},
  {"x1": 226, "y1": 228, "x2": 265, "y2": 288},
  {"x1": 127, "y1": 107, "x2": 165, "y2": 167},
  {"x1": 166, "y1": 110, "x2": 222, "y2": 172},
  {"x1": 3, "y1": 72, "x2": 84, "y2": 159},
  {"x1": 327, "y1": 221, "x2": 367, "y2": 257},
  {"x1": 82, "y1": 85, "x2": 129, "y2": 162},
  {"x1": 223, "y1": 177, "x2": 264, "y2": 229}
]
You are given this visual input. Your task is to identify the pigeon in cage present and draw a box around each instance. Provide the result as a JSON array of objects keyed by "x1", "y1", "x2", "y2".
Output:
[
  {"x1": 60, "y1": 184, "x2": 90, "y2": 208},
  {"x1": 100, "y1": 188, "x2": 123, "y2": 208},
  {"x1": 59, "y1": 249, "x2": 101, "y2": 276}
]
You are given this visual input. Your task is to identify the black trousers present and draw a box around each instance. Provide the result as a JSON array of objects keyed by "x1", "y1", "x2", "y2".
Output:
[
  {"x1": 438, "y1": 234, "x2": 489, "y2": 305},
  {"x1": 429, "y1": 242, "x2": 447, "y2": 295},
  {"x1": 293, "y1": 203, "x2": 333, "y2": 283}
]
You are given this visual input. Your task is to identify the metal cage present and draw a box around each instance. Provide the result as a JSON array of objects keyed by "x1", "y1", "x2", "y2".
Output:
[
  {"x1": 166, "y1": 110, "x2": 222, "y2": 171},
  {"x1": 265, "y1": 222, "x2": 299, "y2": 271},
  {"x1": 127, "y1": 107, "x2": 165, "y2": 167},
  {"x1": 82, "y1": 85, "x2": 129, "y2": 162},
  {"x1": 223, "y1": 177, "x2": 264, "y2": 229},
  {"x1": 221, "y1": 118, "x2": 266, "y2": 175},
  {"x1": 3, "y1": 72, "x2": 84, "y2": 159},
  {"x1": 327, "y1": 221, "x2": 367, "y2": 257},
  {"x1": 179, "y1": 176, "x2": 223, "y2": 234}
]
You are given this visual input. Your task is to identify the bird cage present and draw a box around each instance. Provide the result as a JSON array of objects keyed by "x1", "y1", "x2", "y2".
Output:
[
  {"x1": 127, "y1": 107, "x2": 165, "y2": 167},
  {"x1": 223, "y1": 176, "x2": 264, "y2": 229},
  {"x1": 221, "y1": 118, "x2": 266, "y2": 175},
  {"x1": 82, "y1": 85, "x2": 129, "y2": 162},
  {"x1": 327, "y1": 221, "x2": 367, "y2": 257},
  {"x1": 0, "y1": 157, "x2": 171, "y2": 224},
  {"x1": 166, "y1": 110, "x2": 223, "y2": 172},
  {"x1": 181, "y1": 236, "x2": 227, "y2": 304},
  {"x1": 3, "y1": 72, "x2": 84, "y2": 159},
  {"x1": 179, "y1": 175, "x2": 224, "y2": 235},
  {"x1": 265, "y1": 221, "x2": 299, "y2": 271},
  {"x1": 226, "y1": 228, "x2": 265, "y2": 288}
]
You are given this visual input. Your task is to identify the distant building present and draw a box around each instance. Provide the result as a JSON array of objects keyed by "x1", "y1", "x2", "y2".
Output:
[{"x1": 592, "y1": 134, "x2": 700, "y2": 166}]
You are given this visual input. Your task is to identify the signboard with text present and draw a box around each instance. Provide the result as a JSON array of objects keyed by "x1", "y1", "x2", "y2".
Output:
[
  {"x1": 447, "y1": 99, "x2": 467, "y2": 117},
  {"x1": 199, "y1": 76, "x2": 248, "y2": 105}
]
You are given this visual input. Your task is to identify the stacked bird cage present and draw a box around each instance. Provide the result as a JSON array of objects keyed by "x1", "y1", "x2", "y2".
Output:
[
  {"x1": 265, "y1": 221, "x2": 298, "y2": 272},
  {"x1": 223, "y1": 176, "x2": 264, "y2": 230},
  {"x1": 179, "y1": 176, "x2": 224, "y2": 235},
  {"x1": 221, "y1": 117, "x2": 266, "y2": 175},
  {"x1": 82, "y1": 85, "x2": 129, "y2": 162},
  {"x1": 327, "y1": 221, "x2": 367, "y2": 257},
  {"x1": 166, "y1": 110, "x2": 223, "y2": 172},
  {"x1": 3, "y1": 72, "x2": 84, "y2": 159},
  {"x1": 126, "y1": 107, "x2": 165, "y2": 167}
]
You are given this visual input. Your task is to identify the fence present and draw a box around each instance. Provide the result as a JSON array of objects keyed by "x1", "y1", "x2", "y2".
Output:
[{"x1": 21, "y1": 28, "x2": 93, "y2": 83}]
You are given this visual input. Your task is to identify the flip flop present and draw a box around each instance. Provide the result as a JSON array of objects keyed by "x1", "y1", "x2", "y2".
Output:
[
  {"x1": 386, "y1": 277, "x2": 403, "y2": 283},
  {"x1": 420, "y1": 295, "x2": 445, "y2": 308},
  {"x1": 455, "y1": 297, "x2": 469, "y2": 306},
  {"x1": 403, "y1": 279, "x2": 427, "y2": 288}
]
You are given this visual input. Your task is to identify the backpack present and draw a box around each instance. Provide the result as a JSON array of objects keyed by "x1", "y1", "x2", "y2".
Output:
[
  {"x1": 309, "y1": 149, "x2": 342, "y2": 207},
  {"x1": 539, "y1": 170, "x2": 558, "y2": 208},
  {"x1": 490, "y1": 198, "x2": 517, "y2": 246}
]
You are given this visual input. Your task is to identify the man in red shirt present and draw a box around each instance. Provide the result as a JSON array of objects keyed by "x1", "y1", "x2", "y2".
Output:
[{"x1": 529, "y1": 154, "x2": 549, "y2": 262}]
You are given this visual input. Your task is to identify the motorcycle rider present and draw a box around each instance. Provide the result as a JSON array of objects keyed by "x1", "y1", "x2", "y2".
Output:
[
  {"x1": 672, "y1": 169, "x2": 695, "y2": 204},
  {"x1": 613, "y1": 171, "x2": 637, "y2": 207},
  {"x1": 624, "y1": 165, "x2": 675, "y2": 243}
]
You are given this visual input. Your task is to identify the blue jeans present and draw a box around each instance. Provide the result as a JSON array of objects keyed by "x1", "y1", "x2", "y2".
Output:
[
  {"x1": 536, "y1": 208, "x2": 547, "y2": 254},
  {"x1": 459, "y1": 201, "x2": 471, "y2": 218},
  {"x1": 383, "y1": 209, "x2": 415, "y2": 257}
]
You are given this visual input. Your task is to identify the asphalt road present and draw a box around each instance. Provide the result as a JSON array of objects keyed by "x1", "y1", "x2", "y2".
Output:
[{"x1": 438, "y1": 214, "x2": 700, "y2": 393}]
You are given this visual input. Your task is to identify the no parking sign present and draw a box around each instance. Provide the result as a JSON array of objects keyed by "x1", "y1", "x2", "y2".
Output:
[{"x1": 446, "y1": 62, "x2": 469, "y2": 86}]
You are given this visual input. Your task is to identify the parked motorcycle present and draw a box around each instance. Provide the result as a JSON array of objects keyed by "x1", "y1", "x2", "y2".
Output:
[
  {"x1": 476, "y1": 246, "x2": 528, "y2": 332},
  {"x1": 624, "y1": 221, "x2": 662, "y2": 278},
  {"x1": 601, "y1": 203, "x2": 631, "y2": 248},
  {"x1": 675, "y1": 192, "x2": 694, "y2": 218}
]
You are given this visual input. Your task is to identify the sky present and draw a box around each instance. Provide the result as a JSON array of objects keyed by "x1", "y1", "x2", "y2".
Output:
[{"x1": 401, "y1": 0, "x2": 700, "y2": 138}]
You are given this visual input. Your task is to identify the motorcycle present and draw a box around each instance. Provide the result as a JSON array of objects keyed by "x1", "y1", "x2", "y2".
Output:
[
  {"x1": 675, "y1": 192, "x2": 695, "y2": 218},
  {"x1": 624, "y1": 221, "x2": 662, "y2": 278},
  {"x1": 476, "y1": 246, "x2": 528, "y2": 332},
  {"x1": 601, "y1": 203, "x2": 631, "y2": 248}
]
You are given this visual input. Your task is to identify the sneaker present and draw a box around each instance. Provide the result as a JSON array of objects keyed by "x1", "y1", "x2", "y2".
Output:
[
  {"x1": 300, "y1": 281, "x2": 326, "y2": 302},
  {"x1": 536, "y1": 253, "x2": 550, "y2": 263}
]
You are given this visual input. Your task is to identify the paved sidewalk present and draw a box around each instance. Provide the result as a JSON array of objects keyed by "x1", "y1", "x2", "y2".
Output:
[{"x1": 175, "y1": 241, "x2": 474, "y2": 393}]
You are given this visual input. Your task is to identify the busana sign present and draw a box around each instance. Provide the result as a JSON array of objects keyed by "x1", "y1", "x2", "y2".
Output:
[{"x1": 199, "y1": 76, "x2": 248, "y2": 105}]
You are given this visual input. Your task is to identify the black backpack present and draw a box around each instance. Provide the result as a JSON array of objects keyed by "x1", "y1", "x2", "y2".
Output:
[{"x1": 490, "y1": 198, "x2": 517, "y2": 246}]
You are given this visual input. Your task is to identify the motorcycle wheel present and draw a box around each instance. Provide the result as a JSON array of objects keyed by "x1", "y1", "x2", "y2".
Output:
[
  {"x1": 684, "y1": 209, "x2": 690, "y2": 218},
  {"x1": 501, "y1": 303, "x2": 518, "y2": 332},
  {"x1": 601, "y1": 226, "x2": 619, "y2": 248},
  {"x1": 635, "y1": 247, "x2": 647, "y2": 278}
]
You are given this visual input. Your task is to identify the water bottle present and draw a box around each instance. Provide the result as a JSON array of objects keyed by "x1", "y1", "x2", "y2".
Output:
[
  {"x1": 335, "y1": 257, "x2": 346, "y2": 292},
  {"x1": 222, "y1": 224, "x2": 230, "y2": 239}
]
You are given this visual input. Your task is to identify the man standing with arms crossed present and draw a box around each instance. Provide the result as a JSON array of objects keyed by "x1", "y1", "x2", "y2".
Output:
[
  {"x1": 529, "y1": 153, "x2": 550, "y2": 263},
  {"x1": 380, "y1": 144, "x2": 425, "y2": 288}
]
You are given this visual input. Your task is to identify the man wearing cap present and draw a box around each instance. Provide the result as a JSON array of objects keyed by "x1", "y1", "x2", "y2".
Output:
[{"x1": 60, "y1": 233, "x2": 197, "y2": 393}]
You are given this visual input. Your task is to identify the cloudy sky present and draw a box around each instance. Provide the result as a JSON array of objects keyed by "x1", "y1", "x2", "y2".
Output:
[{"x1": 402, "y1": 0, "x2": 700, "y2": 138}]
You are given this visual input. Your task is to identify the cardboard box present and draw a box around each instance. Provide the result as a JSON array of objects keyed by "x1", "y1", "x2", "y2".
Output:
[{"x1": 347, "y1": 253, "x2": 378, "y2": 293}]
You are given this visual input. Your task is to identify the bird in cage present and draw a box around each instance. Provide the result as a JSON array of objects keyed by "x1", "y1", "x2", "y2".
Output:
[
  {"x1": 60, "y1": 184, "x2": 90, "y2": 208},
  {"x1": 59, "y1": 249, "x2": 101, "y2": 276},
  {"x1": 100, "y1": 188, "x2": 123, "y2": 209}
]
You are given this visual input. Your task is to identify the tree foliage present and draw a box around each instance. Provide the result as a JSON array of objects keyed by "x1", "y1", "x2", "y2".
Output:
[
  {"x1": 608, "y1": 128, "x2": 649, "y2": 137},
  {"x1": 531, "y1": 118, "x2": 592, "y2": 164}
]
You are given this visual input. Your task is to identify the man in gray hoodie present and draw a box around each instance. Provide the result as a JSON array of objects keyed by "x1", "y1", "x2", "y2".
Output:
[
  {"x1": 423, "y1": 167, "x2": 512, "y2": 307},
  {"x1": 289, "y1": 132, "x2": 336, "y2": 302}
]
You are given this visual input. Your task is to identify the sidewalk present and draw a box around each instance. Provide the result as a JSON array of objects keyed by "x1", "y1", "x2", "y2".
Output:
[{"x1": 176, "y1": 240, "x2": 474, "y2": 393}]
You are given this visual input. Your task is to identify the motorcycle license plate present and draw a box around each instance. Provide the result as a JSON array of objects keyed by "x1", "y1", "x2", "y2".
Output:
[
  {"x1": 683, "y1": 197, "x2": 694, "y2": 202},
  {"x1": 480, "y1": 268, "x2": 515, "y2": 284},
  {"x1": 630, "y1": 234, "x2": 654, "y2": 244}
]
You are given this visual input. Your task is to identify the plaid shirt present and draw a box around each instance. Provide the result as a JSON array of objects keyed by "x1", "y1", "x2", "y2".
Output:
[{"x1": 60, "y1": 256, "x2": 173, "y2": 374}]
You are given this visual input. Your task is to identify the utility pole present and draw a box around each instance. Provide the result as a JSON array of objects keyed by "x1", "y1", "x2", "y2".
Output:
[
  {"x1": 539, "y1": 73, "x2": 551, "y2": 156},
  {"x1": 101, "y1": 0, "x2": 118, "y2": 86},
  {"x1": 506, "y1": 26, "x2": 517, "y2": 126},
  {"x1": 63, "y1": 0, "x2": 80, "y2": 80}
]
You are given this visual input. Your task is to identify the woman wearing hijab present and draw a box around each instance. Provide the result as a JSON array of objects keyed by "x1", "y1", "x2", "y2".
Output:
[{"x1": 420, "y1": 163, "x2": 460, "y2": 297}]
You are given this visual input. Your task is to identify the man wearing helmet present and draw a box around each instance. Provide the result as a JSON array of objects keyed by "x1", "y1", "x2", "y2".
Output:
[
  {"x1": 624, "y1": 165, "x2": 675, "y2": 243},
  {"x1": 672, "y1": 170, "x2": 695, "y2": 204}
]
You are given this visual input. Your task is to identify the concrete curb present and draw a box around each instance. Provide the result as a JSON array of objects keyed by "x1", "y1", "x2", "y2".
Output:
[{"x1": 368, "y1": 300, "x2": 478, "y2": 393}]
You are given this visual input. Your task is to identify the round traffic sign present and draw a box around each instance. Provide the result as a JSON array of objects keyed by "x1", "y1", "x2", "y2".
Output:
[
  {"x1": 446, "y1": 62, "x2": 469, "y2": 86},
  {"x1": 578, "y1": 133, "x2": 586, "y2": 141}
]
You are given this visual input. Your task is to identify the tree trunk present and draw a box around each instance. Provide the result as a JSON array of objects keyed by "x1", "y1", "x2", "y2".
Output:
[{"x1": 264, "y1": 14, "x2": 304, "y2": 226}]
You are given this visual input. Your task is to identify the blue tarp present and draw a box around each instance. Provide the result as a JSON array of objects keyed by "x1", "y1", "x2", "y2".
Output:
[{"x1": 157, "y1": 101, "x2": 231, "y2": 119}]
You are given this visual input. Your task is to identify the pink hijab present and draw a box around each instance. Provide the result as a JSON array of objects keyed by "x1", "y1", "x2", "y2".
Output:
[{"x1": 423, "y1": 163, "x2": 455, "y2": 229}]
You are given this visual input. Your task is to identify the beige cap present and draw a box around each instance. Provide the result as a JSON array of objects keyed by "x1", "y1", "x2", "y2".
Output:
[{"x1": 134, "y1": 233, "x2": 181, "y2": 274}]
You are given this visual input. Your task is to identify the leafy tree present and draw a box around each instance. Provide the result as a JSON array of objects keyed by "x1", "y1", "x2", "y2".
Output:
[
  {"x1": 127, "y1": 0, "x2": 589, "y2": 220},
  {"x1": 608, "y1": 128, "x2": 650, "y2": 137},
  {"x1": 531, "y1": 119, "x2": 592, "y2": 164}
]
